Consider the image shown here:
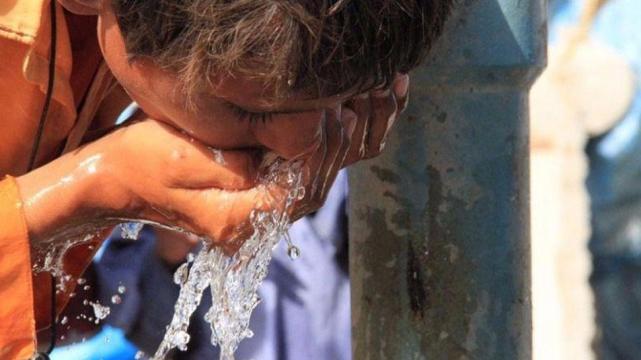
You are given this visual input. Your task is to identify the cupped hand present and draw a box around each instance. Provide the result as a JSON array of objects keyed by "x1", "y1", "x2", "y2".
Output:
[
  {"x1": 18, "y1": 120, "x2": 287, "y2": 254},
  {"x1": 17, "y1": 74, "x2": 410, "y2": 255}
]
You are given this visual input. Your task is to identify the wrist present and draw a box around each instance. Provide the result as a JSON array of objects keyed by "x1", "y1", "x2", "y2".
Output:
[{"x1": 16, "y1": 150, "x2": 112, "y2": 248}]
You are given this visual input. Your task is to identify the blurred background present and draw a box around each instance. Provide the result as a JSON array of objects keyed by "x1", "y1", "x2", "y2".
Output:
[
  {"x1": 49, "y1": 0, "x2": 641, "y2": 358},
  {"x1": 531, "y1": 0, "x2": 641, "y2": 359}
]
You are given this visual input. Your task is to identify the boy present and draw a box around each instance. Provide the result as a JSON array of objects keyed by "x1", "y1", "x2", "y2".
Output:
[{"x1": 0, "y1": 0, "x2": 452, "y2": 357}]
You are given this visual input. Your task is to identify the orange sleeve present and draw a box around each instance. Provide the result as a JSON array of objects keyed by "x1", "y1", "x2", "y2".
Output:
[{"x1": 0, "y1": 176, "x2": 36, "y2": 359}]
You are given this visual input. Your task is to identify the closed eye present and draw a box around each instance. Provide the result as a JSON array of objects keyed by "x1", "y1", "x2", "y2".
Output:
[{"x1": 225, "y1": 102, "x2": 275, "y2": 124}]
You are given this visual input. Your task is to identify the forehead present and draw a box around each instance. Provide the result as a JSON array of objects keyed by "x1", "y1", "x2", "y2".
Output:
[{"x1": 209, "y1": 73, "x2": 357, "y2": 113}]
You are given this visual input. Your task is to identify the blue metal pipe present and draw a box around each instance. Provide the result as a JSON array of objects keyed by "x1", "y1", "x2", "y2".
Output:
[{"x1": 349, "y1": 0, "x2": 546, "y2": 358}]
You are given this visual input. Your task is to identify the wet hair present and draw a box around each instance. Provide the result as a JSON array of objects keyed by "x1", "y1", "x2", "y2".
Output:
[{"x1": 112, "y1": 0, "x2": 454, "y2": 98}]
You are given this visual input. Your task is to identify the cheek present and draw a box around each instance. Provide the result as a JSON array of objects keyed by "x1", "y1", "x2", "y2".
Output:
[{"x1": 254, "y1": 111, "x2": 324, "y2": 159}]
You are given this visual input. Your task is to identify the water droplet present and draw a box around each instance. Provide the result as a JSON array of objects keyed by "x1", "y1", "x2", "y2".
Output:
[
  {"x1": 83, "y1": 285, "x2": 91, "y2": 291},
  {"x1": 111, "y1": 295, "x2": 122, "y2": 304},
  {"x1": 186, "y1": 253, "x2": 195, "y2": 263},
  {"x1": 243, "y1": 329, "x2": 254, "y2": 339},
  {"x1": 60, "y1": 316, "x2": 68, "y2": 325},
  {"x1": 90, "y1": 302, "x2": 110, "y2": 320},
  {"x1": 135, "y1": 351, "x2": 145, "y2": 359},
  {"x1": 117, "y1": 285, "x2": 126, "y2": 294},
  {"x1": 287, "y1": 245, "x2": 300, "y2": 260},
  {"x1": 77, "y1": 278, "x2": 86, "y2": 285}
]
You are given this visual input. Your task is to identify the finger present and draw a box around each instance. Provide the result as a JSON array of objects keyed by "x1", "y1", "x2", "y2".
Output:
[
  {"x1": 323, "y1": 106, "x2": 356, "y2": 194},
  {"x1": 169, "y1": 182, "x2": 289, "y2": 253},
  {"x1": 155, "y1": 122, "x2": 260, "y2": 190},
  {"x1": 172, "y1": 148, "x2": 259, "y2": 191},
  {"x1": 366, "y1": 89, "x2": 398, "y2": 158},
  {"x1": 293, "y1": 107, "x2": 354, "y2": 220},
  {"x1": 299, "y1": 112, "x2": 329, "y2": 202},
  {"x1": 288, "y1": 110, "x2": 334, "y2": 219},
  {"x1": 342, "y1": 93, "x2": 372, "y2": 166},
  {"x1": 393, "y1": 73, "x2": 410, "y2": 113}
]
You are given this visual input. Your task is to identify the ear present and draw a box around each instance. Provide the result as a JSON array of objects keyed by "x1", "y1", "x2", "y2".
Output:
[{"x1": 56, "y1": 0, "x2": 104, "y2": 16}]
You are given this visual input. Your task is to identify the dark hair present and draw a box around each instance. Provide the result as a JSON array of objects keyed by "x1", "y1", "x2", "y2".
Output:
[{"x1": 112, "y1": 0, "x2": 453, "y2": 97}]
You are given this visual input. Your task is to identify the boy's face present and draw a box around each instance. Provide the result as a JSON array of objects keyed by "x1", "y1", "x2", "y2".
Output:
[{"x1": 97, "y1": 4, "x2": 353, "y2": 160}]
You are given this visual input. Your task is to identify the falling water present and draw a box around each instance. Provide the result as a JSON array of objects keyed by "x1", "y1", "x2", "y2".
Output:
[{"x1": 153, "y1": 159, "x2": 304, "y2": 360}]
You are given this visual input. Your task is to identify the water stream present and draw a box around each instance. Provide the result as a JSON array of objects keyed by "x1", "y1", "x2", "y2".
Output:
[{"x1": 153, "y1": 159, "x2": 304, "y2": 360}]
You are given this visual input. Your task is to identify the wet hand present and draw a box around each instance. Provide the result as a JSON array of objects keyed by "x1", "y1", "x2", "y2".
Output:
[
  {"x1": 284, "y1": 74, "x2": 410, "y2": 218},
  {"x1": 342, "y1": 73, "x2": 410, "y2": 165},
  {"x1": 17, "y1": 120, "x2": 287, "y2": 254}
]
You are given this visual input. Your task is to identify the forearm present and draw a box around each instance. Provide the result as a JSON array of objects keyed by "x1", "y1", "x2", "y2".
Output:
[{"x1": 15, "y1": 146, "x2": 116, "y2": 253}]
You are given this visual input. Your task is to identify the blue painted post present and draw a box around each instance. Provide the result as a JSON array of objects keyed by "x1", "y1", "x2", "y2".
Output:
[{"x1": 349, "y1": 0, "x2": 546, "y2": 358}]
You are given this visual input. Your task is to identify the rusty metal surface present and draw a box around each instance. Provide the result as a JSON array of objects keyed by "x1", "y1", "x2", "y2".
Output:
[{"x1": 349, "y1": 0, "x2": 546, "y2": 359}]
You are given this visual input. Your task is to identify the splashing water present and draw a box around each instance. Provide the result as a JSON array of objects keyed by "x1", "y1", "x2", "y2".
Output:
[
  {"x1": 90, "y1": 301, "x2": 111, "y2": 321},
  {"x1": 153, "y1": 159, "x2": 304, "y2": 360},
  {"x1": 32, "y1": 233, "x2": 98, "y2": 291},
  {"x1": 120, "y1": 222, "x2": 144, "y2": 240}
]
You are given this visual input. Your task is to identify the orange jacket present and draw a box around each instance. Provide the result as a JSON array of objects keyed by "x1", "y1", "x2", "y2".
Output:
[{"x1": 0, "y1": 1, "x2": 126, "y2": 357}]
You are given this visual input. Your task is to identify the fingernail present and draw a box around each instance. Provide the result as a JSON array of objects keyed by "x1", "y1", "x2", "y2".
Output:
[{"x1": 393, "y1": 74, "x2": 410, "y2": 98}]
